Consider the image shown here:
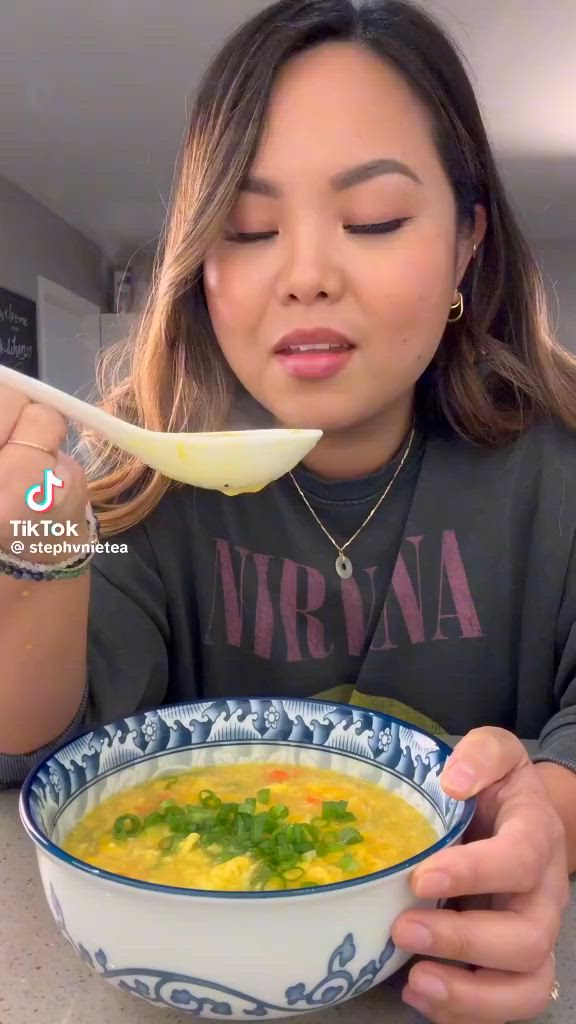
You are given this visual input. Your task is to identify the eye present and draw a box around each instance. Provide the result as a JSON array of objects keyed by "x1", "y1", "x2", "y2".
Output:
[
  {"x1": 344, "y1": 218, "x2": 410, "y2": 234},
  {"x1": 224, "y1": 230, "x2": 278, "y2": 243},
  {"x1": 223, "y1": 218, "x2": 410, "y2": 243}
]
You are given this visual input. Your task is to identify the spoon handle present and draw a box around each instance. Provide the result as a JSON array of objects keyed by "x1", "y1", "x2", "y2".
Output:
[{"x1": 0, "y1": 364, "x2": 140, "y2": 444}]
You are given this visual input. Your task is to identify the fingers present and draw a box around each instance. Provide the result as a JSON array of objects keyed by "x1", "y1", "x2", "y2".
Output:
[
  {"x1": 52, "y1": 451, "x2": 88, "y2": 510},
  {"x1": 3, "y1": 401, "x2": 68, "y2": 454},
  {"x1": 441, "y1": 727, "x2": 530, "y2": 799},
  {"x1": 392, "y1": 898, "x2": 559, "y2": 973},
  {"x1": 0, "y1": 401, "x2": 66, "y2": 504},
  {"x1": 0, "y1": 383, "x2": 29, "y2": 444},
  {"x1": 398, "y1": 731, "x2": 568, "y2": 1022},
  {"x1": 411, "y1": 805, "x2": 553, "y2": 899},
  {"x1": 402, "y1": 954, "x2": 556, "y2": 1023},
  {"x1": 0, "y1": 391, "x2": 85, "y2": 539}
]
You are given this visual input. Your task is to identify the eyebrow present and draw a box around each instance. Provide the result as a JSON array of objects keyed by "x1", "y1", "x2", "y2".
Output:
[{"x1": 239, "y1": 158, "x2": 422, "y2": 197}]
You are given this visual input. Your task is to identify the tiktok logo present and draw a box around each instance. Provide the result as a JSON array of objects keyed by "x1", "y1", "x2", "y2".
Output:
[{"x1": 25, "y1": 468, "x2": 64, "y2": 513}]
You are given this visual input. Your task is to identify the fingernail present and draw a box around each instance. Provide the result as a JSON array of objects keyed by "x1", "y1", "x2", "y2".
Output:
[
  {"x1": 403, "y1": 988, "x2": 432, "y2": 1015},
  {"x1": 396, "y1": 922, "x2": 432, "y2": 951},
  {"x1": 414, "y1": 870, "x2": 451, "y2": 897},
  {"x1": 442, "y1": 759, "x2": 477, "y2": 794},
  {"x1": 410, "y1": 971, "x2": 449, "y2": 1001}
]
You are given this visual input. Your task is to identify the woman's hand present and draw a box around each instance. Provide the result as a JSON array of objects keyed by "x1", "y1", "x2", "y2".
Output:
[
  {"x1": 0, "y1": 383, "x2": 87, "y2": 560},
  {"x1": 391, "y1": 727, "x2": 571, "y2": 1023}
]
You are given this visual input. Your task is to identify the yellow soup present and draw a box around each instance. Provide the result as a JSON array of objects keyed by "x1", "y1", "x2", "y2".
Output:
[{"x1": 63, "y1": 763, "x2": 438, "y2": 891}]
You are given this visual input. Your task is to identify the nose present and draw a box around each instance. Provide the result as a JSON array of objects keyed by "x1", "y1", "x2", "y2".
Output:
[{"x1": 276, "y1": 229, "x2": 345, "y2": 305}]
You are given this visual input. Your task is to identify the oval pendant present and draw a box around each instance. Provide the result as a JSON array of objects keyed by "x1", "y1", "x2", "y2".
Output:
[{"x1": 335, "y1": 553, "x2": 353, "y2": 579}]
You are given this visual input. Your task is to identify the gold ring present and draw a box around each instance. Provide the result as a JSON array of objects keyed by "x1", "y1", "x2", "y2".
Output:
[{"x1": 4, "y1": 439, "x2": 55, "y2": 457}]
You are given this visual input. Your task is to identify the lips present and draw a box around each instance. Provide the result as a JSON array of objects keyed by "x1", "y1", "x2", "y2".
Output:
[
  {"x1": 273, "y1": 328, "x2": 355, "y2": 381},
  {"x1": 274, "y1": 328, "x2": 355, "y2": 354}
]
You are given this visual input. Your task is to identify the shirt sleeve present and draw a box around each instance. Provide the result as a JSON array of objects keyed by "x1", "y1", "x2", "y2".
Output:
[
  {"x1": 85, "y1": 520, "x2": 170, "y2": 725},
  {"x1": 0, "y1": 685, "x2": 89, "y2": 789},
  {"x1": 533, "y1": 535, "x2": 576, "y2": 774},
  {"x1": 0, "y1": 520, "x2": 170, "y2": 789}
]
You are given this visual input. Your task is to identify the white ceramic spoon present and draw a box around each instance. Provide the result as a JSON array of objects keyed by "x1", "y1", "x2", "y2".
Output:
[{"x1": 0, "y1": 365, "x2": 322, "y2": 494}]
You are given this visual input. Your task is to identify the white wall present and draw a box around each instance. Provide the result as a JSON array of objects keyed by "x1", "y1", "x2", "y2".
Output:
[{"x1": 0, "y1": 174, "x2": 107, "y2": 307}]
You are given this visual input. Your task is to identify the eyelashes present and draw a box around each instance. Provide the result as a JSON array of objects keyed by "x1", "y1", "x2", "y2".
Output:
[
  {"x1": 345, "y1": 218, "x2": 410, "y2": 235},
  {"x1": 224, "y1": 231, "x2": 276, "y2": 243},
  {"x1": 224, "y1": 218, "x2": 410, "y2": 243}
]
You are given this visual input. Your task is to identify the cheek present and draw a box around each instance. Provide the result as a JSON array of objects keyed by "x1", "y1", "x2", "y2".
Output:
[
  {"x1": 204, "y1": 254, "x2": 263, "y2": 342},
  {"x1": 361, "y1": 241, "x2": 454, "y2": 351}
]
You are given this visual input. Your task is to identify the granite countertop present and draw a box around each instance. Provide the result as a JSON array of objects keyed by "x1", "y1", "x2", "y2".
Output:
[{"x1": 0, "y1": 789, "x2": 574, "y2": 1023}]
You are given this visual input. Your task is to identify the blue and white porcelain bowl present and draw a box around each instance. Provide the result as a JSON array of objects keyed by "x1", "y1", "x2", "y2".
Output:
[{"x1": 20, "y1": 698, "x2": 475, "y2": 1020}]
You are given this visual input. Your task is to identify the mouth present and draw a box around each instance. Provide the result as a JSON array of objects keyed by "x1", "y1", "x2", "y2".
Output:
[
  {"x1": 274, "y1": 328, "x2": 355, "y2": 355},
  {"x1": 273, "y1": 329, "x2": 356, "y2": 381}
]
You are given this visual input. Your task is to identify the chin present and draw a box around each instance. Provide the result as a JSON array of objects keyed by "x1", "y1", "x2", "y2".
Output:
[{"x1": 271, "y1": 401, "x2": 368, "y2": 434}]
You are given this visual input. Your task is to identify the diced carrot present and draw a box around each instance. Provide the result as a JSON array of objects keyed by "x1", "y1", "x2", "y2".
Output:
[
  {"x1": 266, "y1": 769, "x2": 290, "y2": 782},
  {"x1": 306, "y1": 795, "x2": 321, "y2": 805}
]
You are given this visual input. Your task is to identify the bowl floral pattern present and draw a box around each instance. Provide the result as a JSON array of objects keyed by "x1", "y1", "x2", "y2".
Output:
[{"x1": 21, "y1": 698, "x2": 475, "y2": 1019}]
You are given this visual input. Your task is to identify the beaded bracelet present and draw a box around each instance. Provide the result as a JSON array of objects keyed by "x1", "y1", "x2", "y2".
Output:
[{"x1": 0, "y1": 503, "x2": 100, "y2": 582}]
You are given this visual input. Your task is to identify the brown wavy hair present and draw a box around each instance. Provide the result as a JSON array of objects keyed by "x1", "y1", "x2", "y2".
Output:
[{"x1": 82, "y1": 0, "x2": 576, "y2": 535}]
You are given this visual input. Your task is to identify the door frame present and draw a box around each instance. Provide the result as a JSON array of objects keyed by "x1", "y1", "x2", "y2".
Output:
[{"x1": 36, "y1": 276, "x2": 101, "y2": 385}]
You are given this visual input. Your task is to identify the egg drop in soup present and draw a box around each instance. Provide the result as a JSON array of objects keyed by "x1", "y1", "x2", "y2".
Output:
[{"x1": 63, "y1": 763, "x2": 438, "y2": 891}]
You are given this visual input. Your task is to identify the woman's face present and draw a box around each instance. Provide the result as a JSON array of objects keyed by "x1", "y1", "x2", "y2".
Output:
[{"x1": 204, "y1": 41, "x2": 480, "y2": 433}]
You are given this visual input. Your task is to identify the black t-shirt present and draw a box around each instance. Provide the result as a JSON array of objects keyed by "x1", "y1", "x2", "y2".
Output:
[{"x1": 3, "y1": 417, "x2": 576, "y2": 786}]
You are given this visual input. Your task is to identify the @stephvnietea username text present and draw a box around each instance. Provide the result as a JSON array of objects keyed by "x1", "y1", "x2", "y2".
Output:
[{"x1": 8, "y1": 466, "x2": 128, "y2": 558}]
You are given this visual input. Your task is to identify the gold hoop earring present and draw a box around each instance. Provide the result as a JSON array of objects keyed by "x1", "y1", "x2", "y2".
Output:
[{"x1": 448, "y1": 290, "x2": 464, "y2": 323}]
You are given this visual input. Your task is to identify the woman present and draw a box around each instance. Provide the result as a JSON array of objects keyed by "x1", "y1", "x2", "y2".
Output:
[{"x1": 0, "y1": 1, "x2": 573, "y2": 1020}]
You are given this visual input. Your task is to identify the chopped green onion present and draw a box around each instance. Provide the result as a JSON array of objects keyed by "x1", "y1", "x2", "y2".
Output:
[
  {"x1": 250, "y1": 864, "x2": 274, "y2": 890},
  {"x1": 199, "y1": 789, "x2": 221, "y2": 809},
  {"x1": 161, "y1": 776, "x2": 180, "y2": 790},
  {"x1": 215, "y1": 847, "x2": 244, "y2": 863},
  {"x1": 142, "y1": 810, "x2": 165, "y2": 828},
  {"x1": 107, "y1": 784, "x2": 365, "y2": 887},
  {"x1": 268, "y1": 803, "x2": 289, "y2": 820},
  {"x1": 317, "y1": 841, "x2": 345, "y2": 857},
  {"x1": 159, "y1": 799, "x2": 177, "y2": 811},
  {"x1": 298, "y1": 823, "x2": 319, "y2": 843},
  {"x1": 278, "y1": 856, "x2": 300, "y2": 872},
  {"x1": 338, "y1": 853, "x2": 360, "y2": 872},
  {"x1": 112, "y1": 814, "x2": 143, "y2": 840},
  {"x1": 251, "y1": 814, "x2": 267, "y2": 843},
  {"x1": 263, "y1": 874, "x2": 287, "y2": 890},
  {"x1": 294, "y1": 841, "x2": 316, "y2": 854},
  {"x1": 158, "y1": 834, "x2": 181, "y2": 854},
  {"x1": 338, "y1": 827, "x2": 363, "y2": 846},
  {"x1": 282, "y1": 867, "x2": 305, "y2": 881},
  {"x1": 321, "y1": 800, "x2": 355, "y2": 822},
  {"x1": 319, "y1": 829, "x2": 339, "y2": 846},
  {"x1": 165, "y1": 808, "x2": 192, "y2": 834}
]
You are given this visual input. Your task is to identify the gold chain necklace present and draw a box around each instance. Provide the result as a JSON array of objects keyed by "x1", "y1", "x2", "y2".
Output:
[{"x1": 289, "y1": 423, "x2": 415, "y2": 580}]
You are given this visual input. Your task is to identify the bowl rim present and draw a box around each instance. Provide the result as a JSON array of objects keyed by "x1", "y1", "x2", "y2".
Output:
[{"x1": 19, "y1": 696, "x2": 476, "y2": 900}]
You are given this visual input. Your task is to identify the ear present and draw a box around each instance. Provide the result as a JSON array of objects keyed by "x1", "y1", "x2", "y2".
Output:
[{"x1": 455, "y1": 203, "x2": 487, "y2": 287}]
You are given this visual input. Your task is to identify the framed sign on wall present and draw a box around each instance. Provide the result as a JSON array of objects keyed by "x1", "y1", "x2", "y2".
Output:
[{"x1": 0, "y1": 286, "x2": 38, "y2": 378}]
